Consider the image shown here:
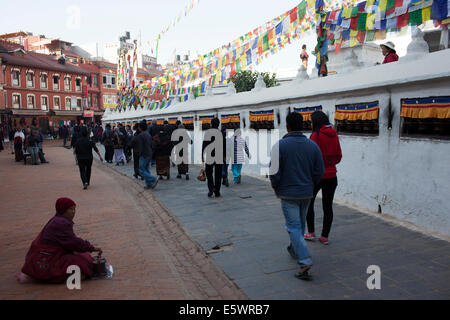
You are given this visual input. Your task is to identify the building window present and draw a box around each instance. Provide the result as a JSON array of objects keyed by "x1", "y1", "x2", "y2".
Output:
[
  {"x1": 54, "y1": 96, "x2": 60, "y2": 110},
  {"x1": 53, "y1": 75, "x2": 60, "y2": 90},
  {"x1": 65, "y1": 97, "x2": 71, "y2": 109},
  {"x1": 26, "y1": 71, "x2": 34, "y2": 88},
  {"x1": 40, "y1": 73, "x2": 48, "y2": 89},
  {"x1": 12, "y1": 94, "x2": 21, "y2": 109},
  {"x1": 102, "y1": 73, "x2": 116, "y2": 88},
  {"x1": 400, "y1": 97, "x2": 450, "y2": 140},
  {"x1": 76, "y1": 98, "x2": 82, "y2": 110},
  {"x1": 64, "y1": 76, "x2": 71, "y2": 91},
  {"x1": 93, "y1": 94, "x2": 98, "y2": 108},
  {"x1": 41, "y1": 96, "x2": 48, "y2": 110},
  {"x1": 11, "y1": 70, "x2": 20, "y2": 86},
  {"x1": 27, "y1": 95, "x2": 35, "y2": 109},
  {"x1": 75, "y1": 77, "x2": 81, "y2": 91},
  {"x1": 93, "y1": 75, "x2": 98, "y2": 88},
  {"x1": 334, "y1": 102, "x2": 380, "y2": 136}
]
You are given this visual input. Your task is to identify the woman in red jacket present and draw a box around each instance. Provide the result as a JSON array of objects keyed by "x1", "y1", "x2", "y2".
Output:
[{"x1": 305, "y1": 111, "x2": 342, "y2": 245}]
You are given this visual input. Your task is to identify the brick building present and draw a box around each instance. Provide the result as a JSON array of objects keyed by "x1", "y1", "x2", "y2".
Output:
[{"x1": 0, "y1": 40, "x2": 90, "y2": 132}]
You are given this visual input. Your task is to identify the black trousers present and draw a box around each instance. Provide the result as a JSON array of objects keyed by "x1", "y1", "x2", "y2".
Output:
[
  {"x1": 78, "y1": 158, "x2": 93, "y2": 185},
  {"x1": 104, "y1": 145, "x2": 114, "y2": 162},
  {"x1": 205, "y1": 163, "x2": 223, "y2": 195},
  {"x1": 133, "y1": 152, "x2": 141, "y2": 177},
  {"x1": 306, "y1": 177, "x2": 338, "y2": 238}
]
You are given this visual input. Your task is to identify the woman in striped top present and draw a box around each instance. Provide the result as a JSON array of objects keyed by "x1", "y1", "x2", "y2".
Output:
[{"x1": 228, "y1": 129, "x2": 250, "y2": 184}]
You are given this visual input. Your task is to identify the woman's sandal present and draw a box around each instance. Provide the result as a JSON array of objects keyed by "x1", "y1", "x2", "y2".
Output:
[{"x1": 295, "y1": 266, "x2": 312, "y2": 281}]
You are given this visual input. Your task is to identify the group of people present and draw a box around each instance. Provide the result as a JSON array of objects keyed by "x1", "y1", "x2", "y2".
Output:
[
  {"x1": 2, "y1": 127, "x2": 49, "y2": 165},
  {"x1": 16, "y1": 109, "x2": 342, "y2": 284}
]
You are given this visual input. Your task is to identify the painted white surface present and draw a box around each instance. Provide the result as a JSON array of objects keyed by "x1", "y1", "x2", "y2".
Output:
[{"x1": 103, "y1": 49, "x2": 450, "y2": 236}]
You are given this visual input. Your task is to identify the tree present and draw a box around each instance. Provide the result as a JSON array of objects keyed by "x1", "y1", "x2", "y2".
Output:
[{"x1": 230, "y1": 70, "x2": 278, "y2": 93}]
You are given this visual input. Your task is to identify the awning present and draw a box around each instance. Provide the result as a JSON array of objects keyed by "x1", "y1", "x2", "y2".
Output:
[
  {"x1": 401, "y1": 97, "x2": 450, "y2": 119},
  {"x1": 335, "y1": 103, "x2": 379, "y2": 121},
  {"x1": 182, "y1": 116, "x2": 194, "y2": 124},
  {"x1": 54, "y1": 110, "x2": 83, "y2": 116},
  {"x1": 11, "y1": 109, "x2": 48, "y2": 116},
  {"x1": 293, "y1": 106, "x2": 323, "y2": 122}
]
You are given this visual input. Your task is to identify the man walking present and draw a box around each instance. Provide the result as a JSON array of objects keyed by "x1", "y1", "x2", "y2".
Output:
[
  {"x1": 136, "y1": 122, "x2": 158, "y2": 189},
  {"x1": 101, "y1": 124, "x2": 114, "y2": 163},
  {"x1": 269, "y1": 112, "x2": 324, "y2": 280}
]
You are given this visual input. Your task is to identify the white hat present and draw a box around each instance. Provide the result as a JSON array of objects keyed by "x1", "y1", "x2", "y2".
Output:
[{"x1": 380, "y1": 41, "x2": 395, "y2": 50}]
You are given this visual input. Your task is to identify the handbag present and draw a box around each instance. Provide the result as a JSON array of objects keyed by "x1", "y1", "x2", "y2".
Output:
[{"x1": 197, "y1": 168, "x2": 206, "y2": 181}]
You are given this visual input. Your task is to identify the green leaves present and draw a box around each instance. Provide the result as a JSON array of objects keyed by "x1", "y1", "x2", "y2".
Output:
[{"x1": 230, "y1": 70, "x2": 279, "y2": 93}]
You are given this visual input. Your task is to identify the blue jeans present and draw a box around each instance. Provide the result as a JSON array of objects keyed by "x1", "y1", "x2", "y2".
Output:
[
  {"x1": 231, "y1": 164, "x2": 242, "y2": 181},
  {"x1": 139, "y1": 157, "x2": 156, "y2": 187},
  {"x1": 281, "y1": 199, "x2": 312, "y2": 267},
  {"x1": 222, "y1": 163, "x2": 229, "y2": 178}
]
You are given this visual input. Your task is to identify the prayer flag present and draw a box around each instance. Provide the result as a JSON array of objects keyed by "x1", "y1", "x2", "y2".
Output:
[
  {"x1": 366, "y1": 30, "x2": 376, "y2": 41},
  {"x1": 290, "y1": 6, "x2": 298, "y2": 23},
  {"x1": 431, "y1": 0, "x2": 448, "y2": 20},
  {"x1": 422, "y1": 6, "x2": 431, "y2": 22},
  {"x1": 357, "y1": 13, "x2": 368, "y2": 30},
  {"x1": 367, "y1": 13, "x2": 376, "y2": 29},
  {"x1": 396, "y1": 12, "x2": 409, "y2": 27},
  {"x1": 350, "y1": 15, "x2": 359, "y2": 29},
  {"x1": 408, "y1": 8, "x2": 423, "y2": 25},
  {"x1": 262, "y1": 33, "x2": 269, "y2": 52},
  {"x1": 298, "y1": 1, "x2": 307, "y2": 21}
]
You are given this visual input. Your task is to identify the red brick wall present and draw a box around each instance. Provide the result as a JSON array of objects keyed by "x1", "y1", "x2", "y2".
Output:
[{"x1": 3, "y1": 65, "x2": 86, "y2": 111}]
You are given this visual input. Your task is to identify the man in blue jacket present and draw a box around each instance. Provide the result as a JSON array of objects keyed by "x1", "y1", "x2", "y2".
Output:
[{"x1": 270, "y1": 112, "x2": 324, "y2": 280}]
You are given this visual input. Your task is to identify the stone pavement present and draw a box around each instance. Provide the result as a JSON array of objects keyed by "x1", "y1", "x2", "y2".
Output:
[
  {"x1": 0, "y1": 140, "x2": 246, "y2": 300},
  {"x1": 95, "y1": 144, "x2": 450, "y2": 300}
]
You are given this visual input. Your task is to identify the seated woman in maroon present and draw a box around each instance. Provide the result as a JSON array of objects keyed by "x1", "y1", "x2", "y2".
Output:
[{"x1": 18, "y1": 197, "x2": 102, "y2": 283}]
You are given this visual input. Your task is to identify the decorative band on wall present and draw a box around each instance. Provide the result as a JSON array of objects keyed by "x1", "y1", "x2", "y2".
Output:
[
  {"x1": 199, "y1": 115, "x2": 214, "y2": 124},
  {"x1": 249, "y1": 110, "x2": 274, "y2": 122},
  {"x1": 335, "y1": 102, "x2": 379, "y2": 121},
  {"x1": 221, "y1": 113, "x2": 240, "y2": 124},
  {"x1": 168, "y1": 117, "x2": 178, "y2": 125},
  {"x1": 293, "y1": 106, "x2": 323, "y2": 122},
  {"x1": 401, "y1": 97, "x2": 450, "y2": 119},
  {"x1": 182, "y1": 116, "x2": 194, "y2": 124},
  {"x1": 156, "y1": 118, "x2": 165, "y2": 125}
]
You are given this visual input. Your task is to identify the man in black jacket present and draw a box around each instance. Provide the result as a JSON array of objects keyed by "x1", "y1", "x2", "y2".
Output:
[
  {"x1": 74, "y1": 127, "x2": 103, "y2": 189},
  {"x1": 202, "y1": 118, "x2": 226, "y2": 198},
  {"x1": 101, "y1": 124, "x2": 114, "y2": 163},
  {"x1": 128, "y1": 124, "x2": 143, "y2": 180}
]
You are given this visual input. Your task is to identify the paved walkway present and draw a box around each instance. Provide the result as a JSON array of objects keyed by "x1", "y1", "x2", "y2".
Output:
[
  {"x1": 0, "y1": 140, "x2": 246, "y2": 300},
  {"x1": 95, "y1": 144, "x2": 450, "y2": 300}
]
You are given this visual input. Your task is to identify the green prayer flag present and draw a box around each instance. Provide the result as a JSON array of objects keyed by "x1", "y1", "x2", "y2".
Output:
[
  {"x1": 262, "y1": 33, "x2": 269, "y2": 52},
  {"x1": 408, "y1": 9, "x2": 422, "y2": 26},
  {"x1": 386, "y1": 0, "x2": 395, "y2": 11},
  {"x1": 357, "y1": 13, "x2": 368, "y2": 31},
  {"x1": 298, "y1": 1, "x2": 306, "y2": 21},
  {"x1": 351, "y1": 7, "x2": 359, "y2": 17},
  {"x1": 236, "y1": 58, "x2": 241, "y2": 73},
  {"x1": 365, "y1": 30, "x2": 375, "y2": 42}
]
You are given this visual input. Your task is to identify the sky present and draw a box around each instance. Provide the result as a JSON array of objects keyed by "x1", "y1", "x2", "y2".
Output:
[{"x1": 1, "y1": 0, "x2": 412, "y2": 77}]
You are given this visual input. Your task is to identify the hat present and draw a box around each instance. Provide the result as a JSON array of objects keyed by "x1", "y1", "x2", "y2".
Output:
[
  {"x1": 55, "y1": 197, "x2": 76, "y2": 215},
  {"x1": 380, "y1": 41, "x2": 395, "y2": 50}
]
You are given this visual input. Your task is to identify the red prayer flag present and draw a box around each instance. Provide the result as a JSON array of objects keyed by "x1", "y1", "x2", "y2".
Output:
[
  {"x1": 396, "y1": 13, "x2": 409, "y2": 28},
  {"x1": 290, "y1": 7, "x2": 298, "y2": 23},
  {"x1": 350, "y1": 15, "x2": 359, "y2": 30},
  {"x1": 335, "y1": 42, "x2": 342, "y2": 54},
  {"x1": 230, "y1": 62, "x2": 236, "y2": 78},
  {"x1": 357, "y1": 31, "x2": 366, "y2": 43}
]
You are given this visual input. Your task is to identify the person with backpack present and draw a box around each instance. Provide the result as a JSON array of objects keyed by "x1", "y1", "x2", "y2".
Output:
[
  {"x1": 101, "y1": 124, "x2": 114, "y2": 163},
  {"x1": 305, "y1": 111, "x2": 342, "y2": 245}
]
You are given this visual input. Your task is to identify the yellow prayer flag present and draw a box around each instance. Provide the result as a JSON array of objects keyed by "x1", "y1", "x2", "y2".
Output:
[
  {"x1": 366, "y1": 0, "x2": 375, "y2": 7},
  {"x1": 342, "y1": 8, "x2": 352, "y2": 19},
  {"x1": 378, "y1": 0, "x2": 388, "y2": 12},
  {"x1": 366, "y1": 13, "x2": 375, "y2": 30},
  {"x1": 307, "y1": 0, "x2": 316, "y2": 10},
  {"x1": 422, "y1": 7, "x2": 431, "y2": 23},
  {"x1": 350, "y1": 37, "x2": 358, "y2": 47},
  {"x1": 240, "y1": 54, "x2": 247, "y2": 69},
  {"x1": 350, "y1": 29, "x2": 358, "y2": 38}
]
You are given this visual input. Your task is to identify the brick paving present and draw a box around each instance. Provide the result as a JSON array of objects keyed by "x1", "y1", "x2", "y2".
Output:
[
  {"x1": 0, "y1": 140, "x2": 246, "y2": 300},
  {"x1": 94, "y1": 144, "x2": 450, "y2": 300}
]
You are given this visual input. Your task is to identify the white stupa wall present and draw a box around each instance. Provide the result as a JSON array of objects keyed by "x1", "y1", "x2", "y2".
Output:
[{"x1": 103, "y1": 49, "x2": 450, "y2": 237}]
